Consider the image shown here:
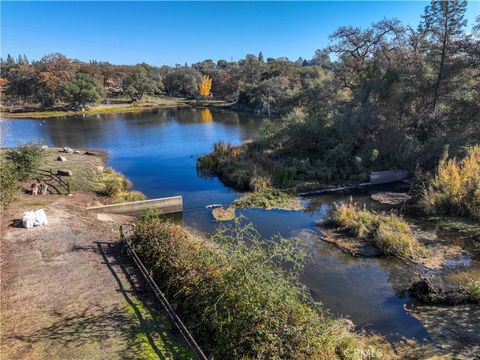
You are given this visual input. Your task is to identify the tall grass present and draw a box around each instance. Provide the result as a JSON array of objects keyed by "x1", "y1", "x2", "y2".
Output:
[
  {"x1": 330, "y1": 202, "x2": 423, "y2": 260},
  {"x1": 98, "y1": 168, "x2": 145, "y2": 203},
  {"x1": 131, "y1": 218, "x2": 390, "y2": 359},
  {"x1": 421, "y1": 146, "x2": 480, "y2": 221}
]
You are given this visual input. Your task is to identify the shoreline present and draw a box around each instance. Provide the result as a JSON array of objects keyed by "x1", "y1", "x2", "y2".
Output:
[{"x1": 0, "y1": 97, "x2": 231, "y2": 119}]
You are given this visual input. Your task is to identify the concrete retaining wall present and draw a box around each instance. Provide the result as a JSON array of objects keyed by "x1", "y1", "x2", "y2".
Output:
[
  {"x1": 86, "y1": 196, "x2": 183, "y2": 215},
  {"x1": 370, "y1": 170, "x2": 409, "y2": 184}
]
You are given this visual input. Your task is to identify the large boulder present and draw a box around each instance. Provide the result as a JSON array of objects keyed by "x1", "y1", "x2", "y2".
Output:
[
  {"x1": 57, "y1": 156, "x2": 67, "y2": 162},
  {"x1": 63, "y1": 147, "x2": 74, "y2": 154}
]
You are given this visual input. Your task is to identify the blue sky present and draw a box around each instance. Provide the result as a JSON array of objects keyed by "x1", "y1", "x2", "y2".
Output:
[{"x1": 1, "y1": 1, "x2": 479, "y2": 65}]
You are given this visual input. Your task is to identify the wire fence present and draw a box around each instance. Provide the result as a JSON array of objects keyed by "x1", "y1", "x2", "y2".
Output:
[{"x1": 119, "y1": 224, "x2": 210, "y2": 360}]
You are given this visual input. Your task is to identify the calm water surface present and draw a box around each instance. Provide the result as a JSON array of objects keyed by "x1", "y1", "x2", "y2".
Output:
[{"x1": 1, "y1": 108, "x2": 429, "y2": 342}]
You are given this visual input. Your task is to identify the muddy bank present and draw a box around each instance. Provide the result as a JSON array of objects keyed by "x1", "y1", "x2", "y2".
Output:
[{"x1": 407, "y1": 303, "x2": 480, "y2": 359}]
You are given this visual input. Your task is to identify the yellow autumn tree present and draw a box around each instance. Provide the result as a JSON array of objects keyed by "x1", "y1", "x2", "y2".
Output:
[{"x1": 198, "y1": 75, "x2": 212, "y2": 97}]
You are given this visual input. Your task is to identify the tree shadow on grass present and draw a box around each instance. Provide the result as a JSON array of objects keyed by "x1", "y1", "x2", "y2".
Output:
[{"x1": 97, "y1": 241, "x2": 194, "y2": 359}]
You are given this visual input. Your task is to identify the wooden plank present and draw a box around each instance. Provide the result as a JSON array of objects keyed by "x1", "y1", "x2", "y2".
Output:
[{"x1": 86, "y1": 196, "x2": 183, "y2": 215}]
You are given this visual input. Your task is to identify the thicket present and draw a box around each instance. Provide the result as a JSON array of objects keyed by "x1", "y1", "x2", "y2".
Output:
[
  {"x1": 1, "y1": 143, "x2": 45, "y2": 208},
  {"x1": 0, "y1": 160, "x2": 20, "y2": 208},
  {"x1": 5, "y1": 142, "x2": 45, "y2": 181},
  {"x1": 200, "y1": 3, "x2": 480, "y2": 184},
  {"x1": 329, "y1": 202, "x2": 424, "y2": 261},
  {"x1": 131, "y1": 217, "x2": 390, "y2": 359},
  {"x1": 421, "y1": 146, "x2": 480, "y2": 221}
]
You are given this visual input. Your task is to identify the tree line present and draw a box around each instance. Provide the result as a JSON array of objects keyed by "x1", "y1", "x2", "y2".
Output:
[
  {"x1": 197, "y1": 1, "x2": 479, "y2": 182},
  {"x1": 1, "y1": 1, "x2": 479, "y2": 171},
  {"x1": 0, "y1": 48, "x2": 333, "y2": 113}
]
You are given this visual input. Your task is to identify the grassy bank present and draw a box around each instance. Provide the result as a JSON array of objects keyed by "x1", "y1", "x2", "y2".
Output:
[
  {"x1": 1, "y1": 97, "x2": 189, "y2": 119},
  {"x1": 1, "y1": 145, "x2": 144, "y2": 208},
  {"x1": 131, "y1": 216, "x2": 394, "y2": 359},
  {"x1": 1, "y1": 97, "x2": 229, "y2": 119}
]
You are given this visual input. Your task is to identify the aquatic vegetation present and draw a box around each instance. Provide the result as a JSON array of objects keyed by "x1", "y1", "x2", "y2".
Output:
[
  {"x1": 329, "y1": 202, "x2": 423, "y2": 260},
  {"x1": 421, "y1": 146, "x2": 480, "y2": 221},
  {"x1": 131, "y1": 218, "x2": 392, "y2": 359},
  {"x1": 211, "y1": 206, "x2": 236, "y2": 221},
  {"x1": 233, "y1": 188, "x2": 303, "y2": 210}
]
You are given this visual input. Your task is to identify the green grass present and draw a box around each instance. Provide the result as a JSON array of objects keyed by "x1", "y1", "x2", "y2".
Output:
[
  {"x1": 124, "y1": 297, "x2": 194, "y2": 359},
  {"x1": 233, "y1": 188, "x2": 303, "y2": 210}
]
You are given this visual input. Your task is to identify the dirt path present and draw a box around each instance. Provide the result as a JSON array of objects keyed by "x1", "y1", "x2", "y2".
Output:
[{"x1": 1, "y1": 192, "x2": 192, "y2": 359}]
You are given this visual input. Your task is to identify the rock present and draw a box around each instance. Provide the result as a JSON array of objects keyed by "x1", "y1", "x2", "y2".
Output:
[
  {"x1": 371, "y1": 191, "x2": 412, "y2": 205},
  {"x1": 63, "y1": 147, "x2": 74, "y2": 154},
  {"x1": 73, "y1": 150, "x2": 81, "y2": 154},
  {"x1": 57, "y1": 170, "x2": 72, "y2": 176},
  {"x1": 97, "y1": 213, "x2": 114, "y2": 222},
  {"x1": 85, "y1": 151, "x2": 97, "y2": 156},
  {"x1": 57, "y1": 156, "x2": 67, "y2": 162},
  {"x1": 41, "y1": 145, "x2": 49, "y2": 149}
]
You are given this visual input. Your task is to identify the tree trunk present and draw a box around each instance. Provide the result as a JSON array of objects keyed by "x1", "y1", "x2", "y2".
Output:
[{"x1": 433, "y1": 6, "x2": 450, "y2": 113}]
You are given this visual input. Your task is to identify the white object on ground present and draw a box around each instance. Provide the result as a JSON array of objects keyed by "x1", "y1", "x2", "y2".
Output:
[
  {"x1": 63, "y1": 147, "x2": 74, "y2": 154},
  {"x1": 41, "y1": 145, "x2": 49, "y2": 149},
  {"x1": 22, "y1": 209, "x2": 48, "y2": 228}
]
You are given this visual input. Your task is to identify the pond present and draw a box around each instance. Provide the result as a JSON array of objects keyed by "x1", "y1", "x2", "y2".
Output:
[{"x1": 1, "y1": 108, "x2": 430, "y2": 342}]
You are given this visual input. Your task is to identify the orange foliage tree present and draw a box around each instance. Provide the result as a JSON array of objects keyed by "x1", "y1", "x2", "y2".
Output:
[{"x1": 198, "y1": 75, "x2": 212, "y2": 97}]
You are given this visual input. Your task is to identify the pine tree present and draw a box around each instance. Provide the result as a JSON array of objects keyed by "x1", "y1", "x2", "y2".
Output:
[
  {"x1": 420, "y1": 0, "x2": 467, "y2": 112},
  {"x1": 258, "y1": 51, "x2": 264, "y2": 62},
  {"x1": 6, "y1": 54, "x2": 15, "y2": 65}
]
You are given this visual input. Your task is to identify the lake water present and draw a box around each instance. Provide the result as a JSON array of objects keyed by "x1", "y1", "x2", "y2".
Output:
[{"x1": 1, "y1": 108, "x2": 430, "y2": 342}]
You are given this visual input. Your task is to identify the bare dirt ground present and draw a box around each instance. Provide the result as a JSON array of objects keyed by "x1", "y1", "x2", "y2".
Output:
[{"x1": 0, "y1": 191, "x2": 192, "y2": 359}]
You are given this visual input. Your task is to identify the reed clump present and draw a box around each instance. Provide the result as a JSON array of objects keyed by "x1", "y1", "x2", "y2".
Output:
[{"x1": 330, "y1": 201, "x2": 423, "y2": 261}]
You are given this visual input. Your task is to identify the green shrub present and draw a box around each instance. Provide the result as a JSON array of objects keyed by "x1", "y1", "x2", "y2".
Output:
[
  {"x1": 421, "y1": 146, "x2": 480, "y2": 220},
  {"x1": 131, "y1": 219, "x2": 388, "y2": 359},
  {"x1": 330, "y1": 202, "x2": 423, "y2": 260},
  {"x1": 0, "y1": 161, "x2": 20, "y2": 208},
  {"x1": 5, "y1": 143, "x2": 45, "y2": 181},
  {"x1": 233, "y1": 187, "x2": 303, "y2": 210}
]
